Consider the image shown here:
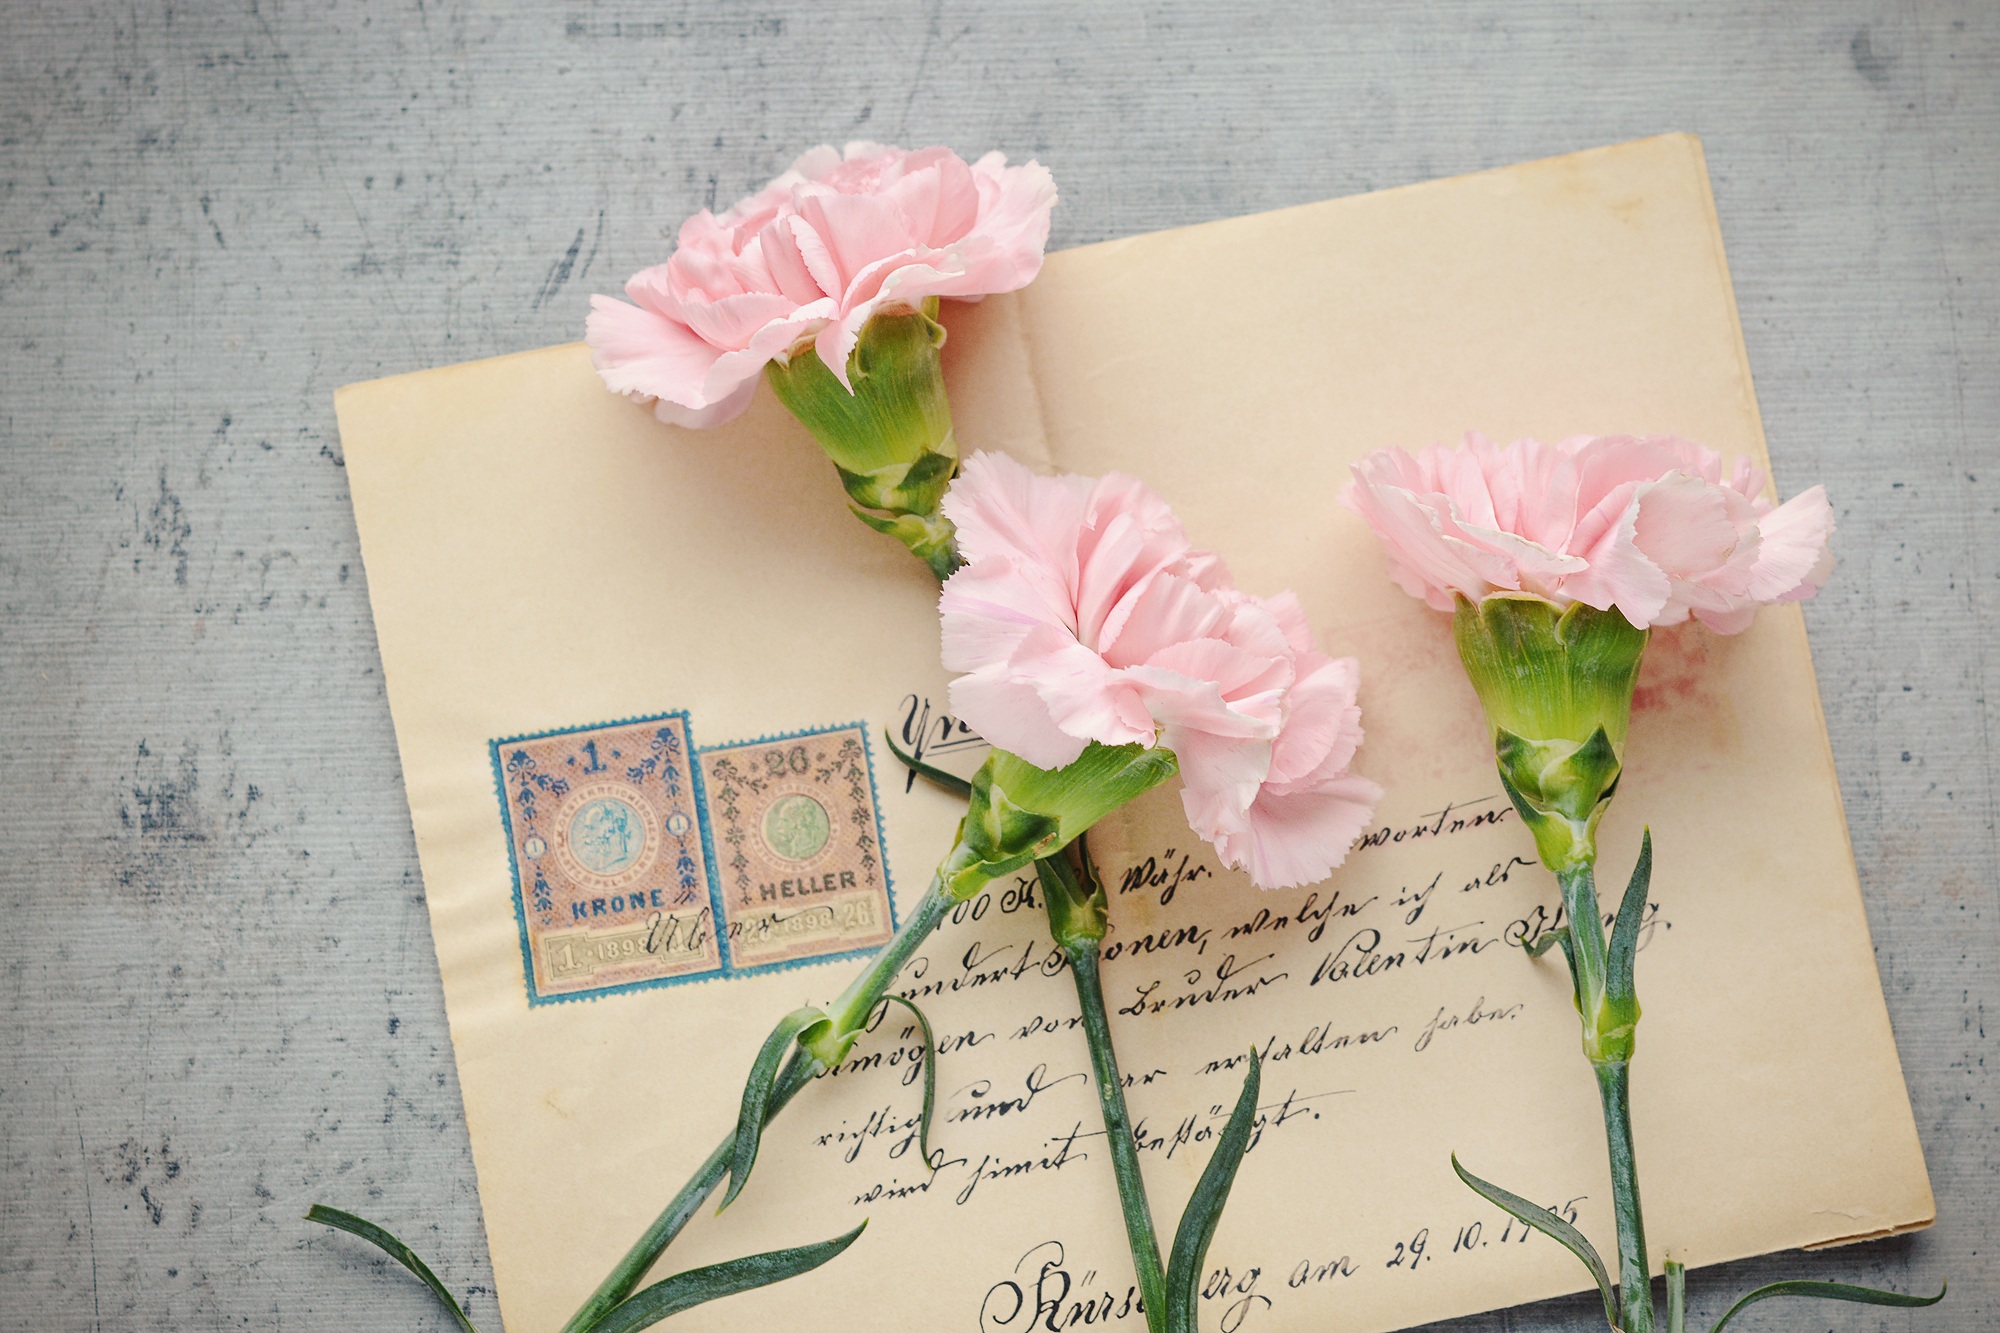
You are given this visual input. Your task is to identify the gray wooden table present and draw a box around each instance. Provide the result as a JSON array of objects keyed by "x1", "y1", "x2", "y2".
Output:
[{"x1": 2, "y1": 3, "x2": 1992, "y2": 1330}]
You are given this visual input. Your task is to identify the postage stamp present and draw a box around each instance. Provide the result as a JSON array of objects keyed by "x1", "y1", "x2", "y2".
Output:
[
  {"x1": 698, "y1": 723, "x2": 897, "y2": 972},
  {"x1": 493, "y1": 713, "x2": 725, "y2": 1002}
]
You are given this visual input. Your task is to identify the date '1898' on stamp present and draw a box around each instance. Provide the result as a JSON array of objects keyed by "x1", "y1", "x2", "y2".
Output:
[{"x1": 493, "y1": 714, "x2": 895, "y2": 1004}]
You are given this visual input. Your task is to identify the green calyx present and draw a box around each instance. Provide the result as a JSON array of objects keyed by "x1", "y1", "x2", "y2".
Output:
[
  {"x1": 1037, "y1": 842, "x2": 1109, "y2": 952},
  {"x1": 1495, "y1": 728, "x2": 1620, "y2": 873},
  {"x1": 1453, "y1": 594, "x2": 1651, "y2": 747},
  {"x1": 1454, "y1": 595, "x2": 1649, "y2": 872},
  {"x1": 763, "y1": 300, "x2": 961, "y2": 578},
  {"x1": 940, "y1": 744, "x2": 1180, "y2": 901}
]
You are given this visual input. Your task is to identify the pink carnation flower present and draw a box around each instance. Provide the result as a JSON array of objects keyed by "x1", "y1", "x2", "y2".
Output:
[
  {"x1": 940, "y1": 451, "x2": 1381, "y2": 889},
  {"x1": 1343, "y1": 433, "x2": 1835, "y2": 633},
  {"x1": 586, "y1": 142, "x2": 1057, "y2": 428}
]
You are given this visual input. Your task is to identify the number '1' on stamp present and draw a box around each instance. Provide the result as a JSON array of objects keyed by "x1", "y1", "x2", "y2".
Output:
[{"x1": 493, "y1": 713, "x2": 724, "y2": 1002}]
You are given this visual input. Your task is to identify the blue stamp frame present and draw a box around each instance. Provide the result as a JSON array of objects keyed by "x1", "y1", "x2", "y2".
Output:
[
  {"x1": 695, "y1": 719, "x2": 900, "y2": 983},
  {"x1": 491, "y1": 709, "x2": 731, "y2": 1007}
]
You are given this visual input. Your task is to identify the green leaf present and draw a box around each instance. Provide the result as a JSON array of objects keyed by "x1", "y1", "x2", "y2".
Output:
[
  {"x1": 1522, "y1": 924, "x2": 1583, "y2": 1010},
  {"x1": 1492, "y1": 744, "x2": 1604, "y2": 875},
  {"x1": 979, "y1": 744, "x2": 1179, "y2": 853},
  {"x1": 1523, "y1": 927, "x2": 1569, "y2": 959},
  {"x1": 1707, "y1": 1277, "x2": 1944, "y2": 1333},
  {"x1": 1165, "y1": 1051, "x2": 1262, "y2": 1333},
  {"x1": 305, "y1": 1205, "x2": 481, "y2": 1333},
  {"x1": 1665, "y1": 1259, "x2": 1687, "y2": 1333},
  {"x1": 982, "y1": 781, "x2": 1063, "y2": 863},
  {"x1": 1556, "y1": 929, "x2": 1581, "y2": 999},
  {"x1": 939, "y1": 744, "x2": 1181, "y2": 902},
  {"x1": 722, "y1": 1007, "x2": 830, "y2": 1211},
  {"x1": 845, "y1": 504, "x2": 914, "y2": 537},
  {"x1": 881, "y1": 729, "x2": 973, "y2": 799},
  {"x1": 1450, "y1": 1155, "x2": 1617, "y2": 1329},
  {"x1": 841, "y1": 501, "x2": 960, "y2": 578},
  {"x1": 1604, "y1": 829, "x2": 1653, "y2": 1006},
  {"x1": 1074, "y1": 830, "x2": 1108, "y2": 899},
  {"x1": 881, "y1": 995, "x2": 944, "y2": 1170},
  {"x1": 585, "y1": 1223, "x2": 869, "y2": 1333},
  {"x1": 1561, "y1": 727, "x2": 1623, "y2": 818}
]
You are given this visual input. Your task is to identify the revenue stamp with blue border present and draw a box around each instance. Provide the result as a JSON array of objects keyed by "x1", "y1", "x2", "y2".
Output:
[
  {"x1": 492, "y1": 713, "x2": 726, "y2": 1003},
  {"x1": 698, "y1": 723, "x2": 897, "y2": 974}
]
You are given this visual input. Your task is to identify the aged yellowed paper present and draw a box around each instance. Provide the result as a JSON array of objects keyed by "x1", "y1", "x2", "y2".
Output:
[{"x1": 337, "y1": 134, "x2": 1931, "y2": 1333}]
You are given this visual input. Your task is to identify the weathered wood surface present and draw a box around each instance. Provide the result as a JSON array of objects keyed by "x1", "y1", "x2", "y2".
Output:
[{"x1": 1, "y1": 3, "x2": 1992, "y2": 1329}]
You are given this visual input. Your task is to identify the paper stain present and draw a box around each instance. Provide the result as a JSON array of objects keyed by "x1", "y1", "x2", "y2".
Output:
[
  {"x1": 1630, "y1": 625, "x2": 1741, "y2": 760},
  {"x1": 1342, "y1": 611, "x2": 1491, "y2": 789}
]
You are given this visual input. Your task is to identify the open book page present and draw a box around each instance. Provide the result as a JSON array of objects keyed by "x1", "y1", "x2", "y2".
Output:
[{"x1": 336, "y1": 133, "x2": 1929, "y2": 1333}]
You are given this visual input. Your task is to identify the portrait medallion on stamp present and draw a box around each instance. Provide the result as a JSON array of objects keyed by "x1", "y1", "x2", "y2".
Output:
[
  {"x1": 698, "y1": 723, "x2": 897, "y2": 972},
  {"x1": 492, "y1": 713, "x2": 724, "y2": 1003}
]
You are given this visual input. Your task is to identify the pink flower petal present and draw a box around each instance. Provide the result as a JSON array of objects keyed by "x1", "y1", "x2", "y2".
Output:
[
  {"x1": 949, "y1": 668, "x2": 1088, "y2": 771},
  {"x1": 1128, "y1": 643, "x2": 1286, "y2": 740},
  {"x1": 1341, "y1": 474, "x2": 1521, "y2": 610},
  {"x1": 1348, "y1": 433, "x2": 1834, "y2": 633},
  {"x1": 1265, "y1": 654, "x2": 1365, "y2": 787},
  {"x1": 1691, "y1": 604, "x2": 1758, "y2": 634},
  {"x1": 943, "y1": 449, "x2": 1099, "y2": 568},
  {"x1": 1746, "y1": 484, "x2": 1836, "y2": 604},
  {"x1": 1100, "y1": 571, "x2": 1233, "y2": 668},
  {"x1": 882, "y1": 152, "x2": 982, "y2": 247},
  {"x1": 590, "y1": 143, "x2": 1058, "y2": 413},
  {"x1": 1220, "y1": 772, "x2": 1384, "y2": 889},
  {"x1": 791, "y1": 188, "x2": 922, "y2": 303},
  {"x1": 678, "y1": 290, "x2": 804, "y2": 353},
  {"x1": 1169, "y1": 725, "x2": 1278, "y2": 841},
  {"x1": 756, "y1": 217, "x2": 830, "y2": 307},
  {"x1": 585, "y1": 294, "x2": 758, "y2": 427},
  {"x1": 1010, "y1": 622, "x2": 1156, "y2": 752},
  {"x1": 942, "y1": 451, "x2": 1377, "y2": 889},
  {"x1": 1631, "y1": 473, "x2": 1748, "y2": 575},
  {"x1": 1561, "y1": 489, "x2": 1674, "y2": 626}
]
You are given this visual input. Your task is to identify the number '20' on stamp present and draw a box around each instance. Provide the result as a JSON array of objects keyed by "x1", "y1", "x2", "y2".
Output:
[
  {"x1": 699, "y1": 726, "x2": 896, "y2": 971},
  {"x1": 491, "y1": 713, "x2": 895, "y2": 1005}
]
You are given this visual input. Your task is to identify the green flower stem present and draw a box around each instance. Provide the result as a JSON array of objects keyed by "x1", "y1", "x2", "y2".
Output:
[
  {"x1": 561, "y1": 741, "x2": 1171, "y2": 1332},
  {"x1": 559, "y1": 879, "x2": 953, "y2": 1333},
  {"x1": 1556, "y1": 866, "x2": 1618, "y2": 1065},
  {"x1": 805, "y1": 878, "x2": 953, "y2": 1067},
  {"x1": 1557, "y1": 864, "x2": 1651, "y2": 1333},
  {"x1": 1595, "y1": 1059, "x2": 1652, "y2": 1333},
  {"x1": 1039, "y1": 851, "x2": 1168, "y2": 1333},
  {"x1": 558, "y1": 1051, "x2": 818, "y2": 1333},
  {"x1": 1064, "y1": 944, "x2": 1168, "y2": 1333},
  {"x1": 1456, "y1": 595, "x2": 1661, "y2": 1331},
  {"x1": 1664, "y1": 1260, "x2": 1687, "y2": 1333}
]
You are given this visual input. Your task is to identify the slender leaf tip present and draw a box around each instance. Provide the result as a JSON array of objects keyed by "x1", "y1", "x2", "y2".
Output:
[
  {"x1": 583, "y1": 1222, "x2": 871, "y2": 1333},
  {"x1": 1164, "y1": 1051, "x2": 1262, "y2": 1333},
  {"x1": 1707, "y1": 1277, "x2": 1944, "y2": 1333},
  {"x1": 1450, "y1": 1154, "x2": 1617, "y2": 1331},
  {"x1": 881, "y1": 729, "x2": 974, "y2": 798},
  {"x1": 305, "y1": 1204, "x2": 481, "y2": 1333}
]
